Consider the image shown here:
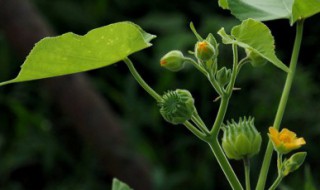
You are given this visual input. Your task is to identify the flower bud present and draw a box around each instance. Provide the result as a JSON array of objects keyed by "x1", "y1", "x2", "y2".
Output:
[
  {"x1": 205, "y1": 33, "x2": 218, "y2": 48},
  {"x1": 282, "y1": 152, "x2": 307, "y2": 176},
  {"x1": 160, "y1": 50, "x2": 185, "y2": 72},
  {"x1": 159, "y1": 89, "x2": 195, "y2": 125},
  {"x1": 216, "y1": 67, "x2": 231, "y2": 87},
  {"x1": 246, "y1": 49, "x2": 267, "y2": 67},
  {"x1": 222, "y1": 117, "x2": 262, "y2": 160},
  {"x1": 195, "y1": 40, "x2": 215, "y2": 62}
]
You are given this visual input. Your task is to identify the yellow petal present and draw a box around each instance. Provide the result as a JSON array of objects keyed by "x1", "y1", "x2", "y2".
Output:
[
  {"x1": 295, "y1": 137, "x2": 306, "y2": 145},
  {"x1": 268, "y1": 127, "x2": 280, "y2": 146},
  {"x1": 280, "y1": 128, "x2": 297, "y2": 139},
  {"x1": 269, "y1": 127, "x2": 279, "y2": 137}
]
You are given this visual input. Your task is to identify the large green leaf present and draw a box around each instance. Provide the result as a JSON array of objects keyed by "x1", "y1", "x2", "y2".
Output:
[
  {"x1": 221, "y1": 0, "x2": 320, "y2": 24},
  {"x1": 291, "y1": 0, "x2": 320, "y2": 24},
  {"x1": 112, "y1": 178, "x2": 133, "y2": 190},
  {"x1": 218, "y1": 19, "x2": 289, "y2": 72},
  {"x1": 0, "y1": 22, "x2": 156, "y2": 86},
  {"x1": 227, "y1": 0, "x2": 293, "y2": 21}
]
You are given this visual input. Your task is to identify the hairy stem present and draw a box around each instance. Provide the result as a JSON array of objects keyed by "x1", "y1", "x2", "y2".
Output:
[
  {"x1": 256, "y1": 20, "x2": 304, "y2": 190},
  {"x1": 124, "y1": 57, "x2": 162, "y2": 102}
]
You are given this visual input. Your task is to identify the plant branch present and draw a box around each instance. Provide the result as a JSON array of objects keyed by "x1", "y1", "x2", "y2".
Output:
[
  {"x1": 208, "y1": 139, "x2": 244, "y2": 190},
  {"x1": 256, "y1": 20, "x2": 304, "y2": 190},
  {"x1": 184, "y1": 121, "x2": 207, "y2": 141}
]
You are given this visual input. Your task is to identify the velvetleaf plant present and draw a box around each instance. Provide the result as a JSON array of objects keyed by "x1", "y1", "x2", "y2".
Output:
[{"x1": 0, "y1": 0, "x2": 319, "y2": 189}]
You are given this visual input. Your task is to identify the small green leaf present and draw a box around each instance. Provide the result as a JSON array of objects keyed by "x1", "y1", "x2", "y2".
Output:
[
  {"x1": 291, "y1": 0, "x2": 320, "y2": 24},
  {"x1": 0, "y1": 21, "x2": 156, "y2": 86},
  {"x1": 217, "y1": 28, "x2": 234, "y2": 44},
  {"x1": 112, "y1": 178, "x2": 133, "y2": 190},
  {"x1": 218, "y1": 19, "x2": 289, "y2": 72}
]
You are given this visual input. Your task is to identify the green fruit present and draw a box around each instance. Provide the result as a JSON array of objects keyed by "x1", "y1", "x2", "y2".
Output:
[
  {"x1": 159, "y1": 89, "x2": 195, "y2": 125},
  {"x1": 222, "y1": 117, "x2": 262, "y2": 160}
]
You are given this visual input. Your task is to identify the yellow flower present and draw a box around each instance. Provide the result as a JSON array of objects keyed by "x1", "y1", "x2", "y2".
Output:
[{"x1": 268, "y1": 127, "x2": 306, "y2": 154}]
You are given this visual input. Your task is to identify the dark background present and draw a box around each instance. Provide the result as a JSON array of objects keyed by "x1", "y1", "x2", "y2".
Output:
[{"x1": 0, "y1": 0, "x2": 319, "y2": 189}]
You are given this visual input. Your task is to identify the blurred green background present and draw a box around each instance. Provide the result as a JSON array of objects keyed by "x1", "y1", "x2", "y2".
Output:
[{"x1": 0, "y1": 0, "x2": 319, "y2": 189}]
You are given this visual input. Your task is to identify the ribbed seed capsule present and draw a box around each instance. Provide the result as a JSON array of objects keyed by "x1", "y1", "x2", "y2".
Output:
[
  {"x1": 222, "y1": 117, "x2": 262, "y2": 160},
  {"x1": 159, "y1": 89, "x2": 195, "y2": 125}
]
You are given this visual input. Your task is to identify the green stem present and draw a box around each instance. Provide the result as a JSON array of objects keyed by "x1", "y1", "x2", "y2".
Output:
[
  {"x1": 205, "y1": 43, "x2": 243, "y2": 189},
  {"x1": 208, "y1": 97, "x2": 242, "y2": 190},
  {"x1": 208, "y1": 75, "x2": 223, "y2": 96},
  {"x1": 184, "y1": 121, "x2": 207, "y2": 141},
  {"x1": 243, "y1": 157, "x2": 251, "y2": 190},
  {"x1": 185, "y1": 57, "x2": 223, "y2": 95},
  {"x1": 208, "y1": 139, "x2": 243, "y2": 190},
  {"x1": 210, "y1": 43, "x2": 238, "y2": 136},
  {"x1": 185, "y1": 57, "x2": 208, "y2": 76},
  {"x1": 268, "y1": 153, "x2": 284, "y2": 190},
  {"x1": 124, "y1": 57, "x2": 162, "y2": 102},
  {"x1": 210, "y1": 97, "x2": 229, "y2": 136},
  {"x1": 226, "y1": 44, "x2": 238, "y2": 97},
  {"x1": 124, "y1": 57, "x2": 206, "y2": 141},
  {"x1": 192, "y1": 113, "x2": 210, "y2": 135},
  {"x1": 268, "y1": 175, "x2": 283, "y2": 190},
  {"x1": 256, "y1": 20, "x2": 304, "y2": 190}
]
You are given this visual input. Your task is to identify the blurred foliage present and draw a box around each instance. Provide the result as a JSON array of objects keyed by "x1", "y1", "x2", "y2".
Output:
[{"x1": 0, "y1": 0, "x2": 320, "y2": 189}]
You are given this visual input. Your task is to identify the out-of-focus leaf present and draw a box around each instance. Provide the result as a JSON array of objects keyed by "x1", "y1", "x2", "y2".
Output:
[{"x1": 112, "y1": 178, "x2": 133, "y2": 190}]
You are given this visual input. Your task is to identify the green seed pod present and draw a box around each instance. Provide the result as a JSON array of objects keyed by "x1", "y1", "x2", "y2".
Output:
[
  {"x1": 159, "y1": 89, "x2": 195, "y2": 125},
  {"x1": 160, "y1": 50, "x2": 186, "y2": 72},
  {"x1": 246, "y1": 49, "x2": 267, "y2": 67},
  {"x1": 216, "y1": 67, "x2": 231, "y2": 87},
  {"x1": 282, "y1": 152, "x2": 307, "y2": 176},
  {"x1": 222, "y1": 117, "x2": 262, "y2": 160},
  {"x1": 195, "y1": 40, "x2": 215, "y2": 62}
]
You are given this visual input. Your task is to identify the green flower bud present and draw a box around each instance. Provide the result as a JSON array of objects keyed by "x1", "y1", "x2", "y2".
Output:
[
  {"x1": 222, "y1": 117, "x2": 262, "y2": 160},
  {"x1": 216, "y1": 67, "x2": 231, "y2": 87},
  {"x1": 195, "y1": 40, "x2": 215, "y2": 62},
  {"x1": 159, "y1": 89, "x2": 195, "y2": 125},
  {"x1": 205, "y1": 33, "x2": 219, "y2": 55},
  {"x1": 282, "y1": 152, "x2": 307, "y2": 176},
  {"x1": 246, "y1": 49, "x2": 267, "y2": 67},
  {"x1": 160, "y1": 50, "x2": 185, "y2": 72},
  {"x1": 206, "y1": 33, "x2": 217, "y2": 46}
]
